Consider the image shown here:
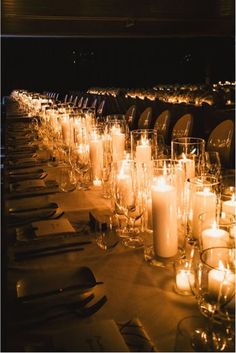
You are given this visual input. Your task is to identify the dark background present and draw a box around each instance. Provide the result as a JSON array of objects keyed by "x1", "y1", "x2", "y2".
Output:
[{"x1": 2, "y1": 37, "x2": 235, "y2": 95}]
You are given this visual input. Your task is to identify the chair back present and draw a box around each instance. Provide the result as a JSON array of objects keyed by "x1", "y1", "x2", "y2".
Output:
[
  {"x1": 207, "y1": 119, "x2": 234, "y2": 168},
  {"x1": 90, "y1": 98, "x2": 97, "y2": 109},
  {"x1": 69, "y1": 95, "x2": 73, "y2": 103},
  {"x1": 64, "y1": 94, "x2": 68, "y2": 103},
  {"x1": 138, "y1": 107, "x2": 152, "y2": 129},
  {"x1": 171, "y1": 113, "x2": 193, "y2": 140},
  {"x1": 153, "y1": 109, "x2": 171, "y2": 142},
  {"x1": 97, "y1": 100, "x2": 105, "y2": 116},
  {"x1": 82, "y1": 97, "x2": 89, "y2": 109},
  {"x1": 125, "y1": 105, "x2": 137, "y2": 130},
  {"x1": 77, "y1": 97, "x2": 83, "y2": 108},
  {"x1": 73, "y1": 96, "x2": 78, "y2": 107}
]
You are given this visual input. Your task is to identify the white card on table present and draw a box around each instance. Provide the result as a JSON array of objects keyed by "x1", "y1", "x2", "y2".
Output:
[
  {"x1": 53, "y1": 320, "x2": 129, "y2": 352},
  {"x1": 32, "y1": 218, "x2": 75, "y2": 237}
]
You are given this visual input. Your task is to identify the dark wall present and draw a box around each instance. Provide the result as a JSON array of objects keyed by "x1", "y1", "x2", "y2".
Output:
[{"x1": 2, "y1": 37, "x2": 235, "y2": 96}]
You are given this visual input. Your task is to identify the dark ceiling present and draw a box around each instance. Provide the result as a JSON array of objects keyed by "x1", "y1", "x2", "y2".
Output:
[{"x1": 2, "y1": 0, "x2": 235, "y2": 37}]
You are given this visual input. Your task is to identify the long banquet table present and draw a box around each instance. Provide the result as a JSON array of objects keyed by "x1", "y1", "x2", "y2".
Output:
[{"x1": 4, "y1": 102, "x2": 201, "y2": 352}]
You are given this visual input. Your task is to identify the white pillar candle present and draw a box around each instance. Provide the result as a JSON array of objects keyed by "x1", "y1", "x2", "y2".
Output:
[
  {"x1": 116, "y1": 172, "x2": 134, "y2": 207},
  {"x1": 192, "y1": 188, "x2": 217, "y2": 240},
  {"x1": 208, "y1": 265, "x2": 235, "y2": 300},
  {"x1": 61, "y1": 115, "x2": 71, "y2": 145},
  {"x1": 222, "y1": 194, "x2": 236, "y2": 216},
  {"x1": 151, "y1": 177, "x2": 178, "y2": 258},
  {"x1": 179, "y1": 155, "x2": 195, "y2": 180},
  {"x1": 111, "y1": 127, "x2": 125, "y2": 162},
  {"x1": 176, "y1": 270, "x2": 195, "y2": 292},
  {"x1": 201, "y1": 225, "x2": 229, "y2": 250},
  {"x1": 89, "y1": 136, "x2": 103, "y2": 181},
  {"x1": 136, "y1": 138, "x2": 151, "y2": 163}
]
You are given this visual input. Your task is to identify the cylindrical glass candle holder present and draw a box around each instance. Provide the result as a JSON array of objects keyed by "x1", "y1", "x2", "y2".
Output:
[
  {"x1": 199, "y1": 211, "x2": 234, "y2": 251},
  {"x1": 171, "y1": 137, "x2": 205, "y2": 179},
  {"x1": 89, "y1": 127, "x2": 104, "y2": 184},
  {"x1": 174, "y1": 258, "x2": 195, "y2": 296},
  {"x1": 221, "y1": 173, "x2": 236, "y2": 216},
  {"x1": 187, "y1": 175, "x2": 220, "y2": 243},
  {"x1": 143, "y1": 159, "x2": 184, "y2": 267},
  {"x1": 197, "y1": 247, "x2": 235, "y2": 322},
  {"x1": 106, "y1": 120, "x2": 127, "y2": 163},
  {"x1": 131, "y1": 129, "x2": 157, "y2": 164}
]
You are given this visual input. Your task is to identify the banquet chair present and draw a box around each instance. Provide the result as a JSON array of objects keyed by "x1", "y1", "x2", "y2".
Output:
[
  {"x1": 72, "y1": 96, "x2": 78, "y2": 107},
  {"x1": 97, "y1": 100, "x2": 106, "y2": 117},
  {"x1": 77, "y1": 96, "x2": 83, "y2": 108},
  {"x1": 153, "y1": 109, "x2": 171, "y2": 143},
  {"x1": 64, "y1": 94, "x2": 68, "y2": 103},
  {"x1": 171, "y1": 113, "x2": 193, "y2": 140},
  {"x1": 82, "y1": 97, "x2": 89, "y2": 109},
  {"x1": 207, "y1": 119, "x2": 235, "y2": 168},
  {"x1": 90, "y1": 98, "x2": 97, "y2": 110},
  {"x1": 137, "y1": 107, "x2": 153, "y2": 129},
  {"x1": 125, "y1": 105, "x2": 137, "y2": 130},
  {"x1": 68, "y1": 95, "x2": 73, "y2": 103}
]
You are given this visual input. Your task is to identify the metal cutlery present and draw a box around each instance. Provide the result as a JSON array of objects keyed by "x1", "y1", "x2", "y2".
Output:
[
  {"x1": 14, "y1": 246, "x2": 84, "y2": 261},
  {"x1": 17, "y1": 281, "x2": 103, "y2": 302},
  {"x1": 9, "y1": 202, "x2": 58, "y2": 213},
  {"x1": 15, "y1": 240, "x2": 91, "y2": 259}
]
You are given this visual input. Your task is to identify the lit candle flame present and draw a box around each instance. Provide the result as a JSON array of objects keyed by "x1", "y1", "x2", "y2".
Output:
[
  {"x1": 203, "y1": 187, "x2": 211, "y2": 194},
  {"x1": 141, "y1": 136, "x2": 149, "y2": 146}
]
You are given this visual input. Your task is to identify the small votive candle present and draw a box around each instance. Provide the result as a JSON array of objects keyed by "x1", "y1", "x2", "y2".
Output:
[
  {"x1": 222, "y1": 194, "x2": 236, "y2": 216},
  {"x1": 174, "y1": 259, "x2": 195, "y2": 296},
  {"x1": 93, "y1": 178, "x2": 102, "y2": 186}
]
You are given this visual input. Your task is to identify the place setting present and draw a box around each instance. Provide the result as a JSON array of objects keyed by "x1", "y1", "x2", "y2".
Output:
[
  {"x1": 8, "y1": 266, "x2": 107, "y2": 329},
  {"x1": 7, "y1": 178, "x2": 60, "y2": 199}
]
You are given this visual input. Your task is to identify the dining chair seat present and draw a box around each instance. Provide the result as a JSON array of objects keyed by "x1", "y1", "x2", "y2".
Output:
[{"x1": 207, "y1": 119, "x2": 235, "y2": 168}]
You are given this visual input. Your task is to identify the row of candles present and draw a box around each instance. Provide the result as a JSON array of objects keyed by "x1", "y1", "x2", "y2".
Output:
[{"x1": 12, "y1": 90, "x2": 236, "y2": 298}]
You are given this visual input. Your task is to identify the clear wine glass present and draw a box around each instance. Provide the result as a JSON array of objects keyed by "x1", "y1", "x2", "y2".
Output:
[
  {"x1": 204, "y1": 151, "x2": 222, "y2": 181},
  {"x1": 191, "y1": 247, "x2": 235, "y2": 352},
  {"x1": 69, "y1": 144, "x2": 91, "y2": 190},
  {"x1": 113, "y1": 159, "x2": 144, "y2": 248}
]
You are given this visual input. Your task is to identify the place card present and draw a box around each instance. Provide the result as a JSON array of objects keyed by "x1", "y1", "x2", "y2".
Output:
[
  {"x1": 32, "y1": 218, "x2": 75, "y2": 237},
  {"x1": 52, "y1": 320, "x2": 129, "y2": 352}
]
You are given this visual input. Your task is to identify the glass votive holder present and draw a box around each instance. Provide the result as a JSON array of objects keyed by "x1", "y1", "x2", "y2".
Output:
[
  {"x1": 199, "y1": 211, "x2": 236, "y2": 251},
  {"x1": 174, "y1": 258, "x2": 195, "y2": 296},
  {"x1": 142, "y1": 160, "x2": 185, "y2": 268},
  {"x1": 106, "y1": 120, "x2": 127, "y2": 163},
  {"x1": 131, "y1": 129, "x2": 157, "y2": 164},
  {"x1": 89, "y1": 127, "x2": 104, "y2": 183},
  {"x1": 186, "y1": 175, "x2": 220, "y2": 243},
  {"x1": 171, "y1": 137, "x2": 205, "y2": 179}
]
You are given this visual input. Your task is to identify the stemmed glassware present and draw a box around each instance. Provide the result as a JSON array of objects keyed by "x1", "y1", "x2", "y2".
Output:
[
  {"x1": 69, "y1": 143, "x2": 91, "y2": 190},
  {"x1": 190, "y1": 247, "x2": 235, "y2": 352},
  {"x1": 204, "y1": 151, "x2": 222, "y2": 181},
  {"x1": 112, "y1": 159, "x2": 145, "y2": 248}
]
